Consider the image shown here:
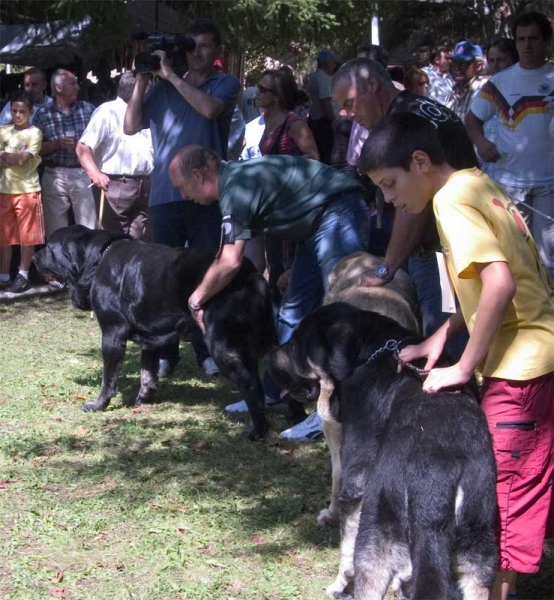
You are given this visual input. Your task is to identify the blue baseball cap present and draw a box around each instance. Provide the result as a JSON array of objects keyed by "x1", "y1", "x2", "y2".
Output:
[
  {"x1": 317, "y1": 49, "x2": 337, "y2": 63},
  {"x1": 451, "y1": 40, "x2": 483, "y2": 61}
]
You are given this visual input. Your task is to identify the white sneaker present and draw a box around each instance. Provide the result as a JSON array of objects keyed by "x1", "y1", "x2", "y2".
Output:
[
  {"x1": 279, "y1": 412, "x2": 323, "y2": 442},
  {"x1": 225, "y1": 395, "x2": 283, "y2": 414},
  {"x1": 202, "y1": 357, "x2": 220, "y2": 377}
]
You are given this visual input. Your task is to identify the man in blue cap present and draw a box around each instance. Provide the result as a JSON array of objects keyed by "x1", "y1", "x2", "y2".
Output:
[
  {"x1": 445, "y1": 40, "x2": 487, "y2": 120},
  {"x1": 305, "y1": 49, "x2": 339, "y2": 164}
]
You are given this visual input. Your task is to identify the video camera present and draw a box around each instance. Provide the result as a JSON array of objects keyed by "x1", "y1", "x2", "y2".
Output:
[{"x1": 134, "y1": 34, "x2": 196, "y2": 74}]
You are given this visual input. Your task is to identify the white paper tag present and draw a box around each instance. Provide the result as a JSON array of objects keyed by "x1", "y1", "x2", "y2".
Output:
[{"x1": 436, "y1": 251, "x2": 457, "y2": 314}]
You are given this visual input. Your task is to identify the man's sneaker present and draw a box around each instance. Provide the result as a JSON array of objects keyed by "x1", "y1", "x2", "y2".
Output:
[
  {"x1": 202, "y1": 357, "x2": 220, "y2": 377},
  {"x1": 225, "y1": 395, "x2": 284, "y2": 414},
  {"x1": 279, "y1": 411, "x2": 323, "y2": 442},
  {"x1": 5, "y1": 273, "x2": 30, "y2": 294}
]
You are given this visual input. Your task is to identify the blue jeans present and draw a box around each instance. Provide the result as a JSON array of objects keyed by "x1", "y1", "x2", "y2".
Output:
[
  {"x1": 407, "y1": 249, "x2": 468, "y2": 362},
  {"x1": 264, "y1": 191, "x2": 371, "y2": 400},
  {"x1": 149, "y1": 200, "x2": 222, "y2": 365}
]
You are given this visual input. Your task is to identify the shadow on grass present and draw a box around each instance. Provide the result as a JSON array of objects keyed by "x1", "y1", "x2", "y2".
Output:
[{"x1": 4, "y1": 406, "x2": 334, "y2": 546}]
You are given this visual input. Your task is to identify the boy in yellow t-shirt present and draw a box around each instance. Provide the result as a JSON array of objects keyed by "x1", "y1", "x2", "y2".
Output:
[
  {"x1": 0, "y1": 90, "x2": 44, "y2": 293},
  {"x1": 360, "y1": 112, "x2": 554, "y2": 600}
]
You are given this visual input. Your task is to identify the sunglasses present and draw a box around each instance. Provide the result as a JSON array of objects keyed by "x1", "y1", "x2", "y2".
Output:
[{"x1": 257, "y1": 84, "x2": 276, "y2": 94}]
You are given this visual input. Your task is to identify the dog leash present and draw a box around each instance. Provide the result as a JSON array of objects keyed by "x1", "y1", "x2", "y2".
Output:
[{"x1": 363, "y1": 339, "x2": 431, "y2": 378}]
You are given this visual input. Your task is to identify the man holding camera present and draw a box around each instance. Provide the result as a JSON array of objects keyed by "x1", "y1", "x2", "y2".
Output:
[{"x1": 124, "y1": 18, "x2": 240, "y2": 379}]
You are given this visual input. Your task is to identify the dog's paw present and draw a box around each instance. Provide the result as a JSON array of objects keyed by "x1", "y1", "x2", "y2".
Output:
[
  {"x1": 326, "y1": 575, "x2": 352, "y2": 599},
  {"x1": 82, "y1": 401, "x2": 101, "y2": 412},
  {"x1": 317, "y1": 507, "x2": 339, "y2": 528},
  {"x1": 244, "y1": 424, "x2": 269, "y2": 441}
]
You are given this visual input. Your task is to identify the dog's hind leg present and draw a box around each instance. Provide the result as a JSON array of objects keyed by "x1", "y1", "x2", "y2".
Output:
[
  {"x1": 318, "y1": 418, "x2": 342, "y2": 528},
  {"x1": 133, "y1": 347, "x2": 158, "y2": 406},
  {"x1": 327, "y1": 498, "x2": 362, "y2": 598},
  {"x1": 457, "y1": 553, "x2": 495, "y2": 600},
  {"x1": 83, "y1": 334, "x2": 127, "y2": 412}
]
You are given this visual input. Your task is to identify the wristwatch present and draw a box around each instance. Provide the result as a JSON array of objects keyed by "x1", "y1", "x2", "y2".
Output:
[{"x1": 375, "y1": 265, "x2": 390, "y2": 281}]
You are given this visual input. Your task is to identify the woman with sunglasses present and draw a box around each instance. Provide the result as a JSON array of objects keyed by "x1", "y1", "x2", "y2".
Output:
[
  {"x1": 256, "y1": 69, "x2": 320, "y2": 307},
  {"x1": 256, "y1": 70, "x2": 319, "y2": 160}
]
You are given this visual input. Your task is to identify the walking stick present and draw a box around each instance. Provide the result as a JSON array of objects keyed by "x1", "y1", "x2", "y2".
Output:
[{"x1": 90, "y1": 187, "x2": 106, "y2": 321}]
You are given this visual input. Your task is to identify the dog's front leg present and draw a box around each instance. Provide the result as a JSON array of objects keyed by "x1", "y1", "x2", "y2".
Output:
[
  {"x1": 83, "y1": 336, "x2": 126, "y2": 412},
  {"x1": 133, "y1": 347, "x2": 158, "y2": 405},
  {"x1": 318, "y1": 418, "x2": 342, "y2": 528}
]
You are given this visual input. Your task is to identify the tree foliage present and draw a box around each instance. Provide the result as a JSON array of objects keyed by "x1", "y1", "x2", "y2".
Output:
[{"x1": 1, "y1": 0, "x2": 553, "y2": 69}]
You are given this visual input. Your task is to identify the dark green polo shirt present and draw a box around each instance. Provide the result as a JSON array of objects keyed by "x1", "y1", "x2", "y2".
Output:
[{"x1": 217, "y1": 156, "x2": 361, "y2": 242}]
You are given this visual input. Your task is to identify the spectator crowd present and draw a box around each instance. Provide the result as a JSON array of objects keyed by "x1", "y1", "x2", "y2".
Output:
[{"x1": 0, "y1": 12, "x2": 553, "y2": 600}]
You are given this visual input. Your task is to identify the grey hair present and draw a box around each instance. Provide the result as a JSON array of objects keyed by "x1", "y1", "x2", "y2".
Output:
[
  {"x1": 117, "y1": 71, "x2": 136, "y2": 102},
  {"x1": 50, "y1": 69, "x2": 70, "y2": 95},
  {"x1": 173, "y1": 145, "x2": 221, "y2": 177},
  {"x1": 332, "y1": 57, "x2": 392, "y2": 92}
]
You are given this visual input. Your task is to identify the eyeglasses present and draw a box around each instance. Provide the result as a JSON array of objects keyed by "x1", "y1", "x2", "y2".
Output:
[{"x1": 257, "y1": 84, "x2": 276, "y2": 94}]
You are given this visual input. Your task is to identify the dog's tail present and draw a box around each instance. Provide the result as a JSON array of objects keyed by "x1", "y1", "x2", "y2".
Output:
[
  {"x1": 409, "y1": 529, "x2": 457, "y2": 600},
  {"x1": 408, "y1": 473, "x2": 460, "y2": 600}
]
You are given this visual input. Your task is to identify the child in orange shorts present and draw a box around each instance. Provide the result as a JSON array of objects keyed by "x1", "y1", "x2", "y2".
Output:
[{"x1": 0, "y1": 90, "x2": 44, "y2": 293}]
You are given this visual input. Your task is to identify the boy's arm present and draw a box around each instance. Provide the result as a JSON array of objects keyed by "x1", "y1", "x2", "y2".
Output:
[
  {"x1": 0, "y1": 150, "x2": 33, "y2": 166},
  {"x1": 423, "y1": 261, "x2": 516, "y2": 392},
  {"x1": 399, "y1": 308, "x2": 466, "y2": 370}
]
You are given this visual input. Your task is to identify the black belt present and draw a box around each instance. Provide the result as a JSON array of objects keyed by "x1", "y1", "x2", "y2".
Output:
[
  {"x1": 45, "y1": 164, "x2": 82, "y2": 169},
  {"x1": 106, "y1": 174, "x2": 150, "y2": 181}
]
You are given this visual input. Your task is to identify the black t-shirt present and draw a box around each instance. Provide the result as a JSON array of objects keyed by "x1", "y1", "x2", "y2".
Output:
[
  {"x1": 388, "y1": 91, "x2": 478, "y2": 170},
  {"x1": 387, "y1": 91, "x2": 478, "y2": 250}
]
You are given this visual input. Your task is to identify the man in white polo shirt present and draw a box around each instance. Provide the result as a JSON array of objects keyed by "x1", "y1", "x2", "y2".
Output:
[{"x1": 77, "y1": 71, "x2": 153, "y2": 239}]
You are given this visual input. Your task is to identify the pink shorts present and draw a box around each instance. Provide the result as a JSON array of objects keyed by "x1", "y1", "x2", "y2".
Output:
[{"x1": 481, "y1": 372, "x2": 554, "y2": 573}]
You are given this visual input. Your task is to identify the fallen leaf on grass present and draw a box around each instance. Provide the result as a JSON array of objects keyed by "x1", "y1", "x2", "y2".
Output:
[
  {"x1": 72, "y1": 428, "x2": 89, "y2": 436},
  {"x1": 250, "y1": 534, "x2": 268, "y2": 546},
  {"x1": 177, "y1": 526, "x2": 191, "y2": 534},
  {"x1": 48, "y1": 589, "x2": 70, "y2": 599},
  {"x1": 194, "y1": 440, "x2": 207, "y2": 453},
  {"x1": 71, "y1": 394, "x2": 88, "y2": 401},
  {"x1": 131, "y1": 406, "x2": 143, "y2": 414},
  {"x1": 52, "y1": 570, "x2": 64, "y2": 583},
  {"x1": 276, "y1": 448, "x2": 294, "y2": 456},
  {"x1": 94, "y1": 531, "x2": 109, "y2": 541},
  {"x1": 150, "y1": 503, "x2": 163, "y2": 509}
]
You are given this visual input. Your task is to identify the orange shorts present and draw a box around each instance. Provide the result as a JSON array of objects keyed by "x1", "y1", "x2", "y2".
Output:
[{"x1": 0, "y1": 192, "x2": 45, "y2": 246}]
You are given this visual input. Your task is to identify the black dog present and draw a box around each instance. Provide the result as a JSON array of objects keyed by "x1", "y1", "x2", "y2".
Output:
[
  {"x1": 35, "y1": 225, "x2": 277, "y2": 439},
  {"x1": 267, "y1": 303, "x2": 497, "y2": 599}
]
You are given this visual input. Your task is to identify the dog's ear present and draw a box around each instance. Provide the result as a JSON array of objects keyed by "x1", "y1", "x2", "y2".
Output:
[
  {"x1": 325, "y1": 321, "x2": 362, "y2": 381},
  {"x1": 70, "y1": 230, "x2": 124, "y2": 311}
]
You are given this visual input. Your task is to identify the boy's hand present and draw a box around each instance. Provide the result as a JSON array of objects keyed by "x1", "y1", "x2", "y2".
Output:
[
  {"x1": 399, "y1": 334, "x2": 445, "y2": 372},
  {"x1": 422, "y1": 364, "x2": 472, "y2": 393}
]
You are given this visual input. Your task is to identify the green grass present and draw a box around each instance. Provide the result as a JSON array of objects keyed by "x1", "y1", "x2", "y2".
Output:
[{"x1": 0, "y1": 294, "x2": 552, "y2": 599}]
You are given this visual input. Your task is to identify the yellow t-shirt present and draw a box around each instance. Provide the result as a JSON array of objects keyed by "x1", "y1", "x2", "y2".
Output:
[
  {"x1": 434, "y1": 167, "x2": 554, "y2": 380},
  {"x1": 0, "y1": 124, "x2": 42, "y2": 194}
]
